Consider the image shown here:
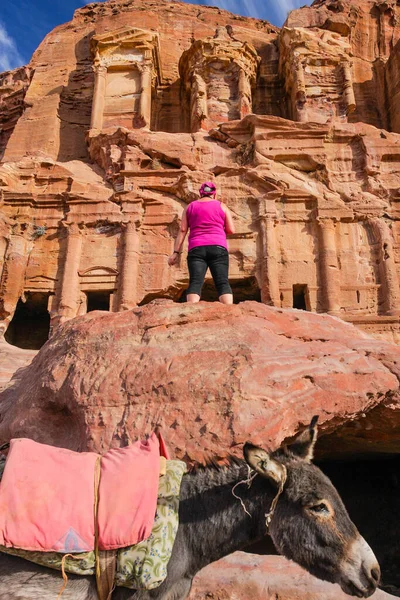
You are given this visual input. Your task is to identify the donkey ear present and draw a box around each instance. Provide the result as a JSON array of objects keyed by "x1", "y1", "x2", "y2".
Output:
[
  {"x1": 243, "y1": 443, "x2": 286, "y2": 486},
  {"x1": 286, "y1": 415, "x2": 319, "y2": 462}
]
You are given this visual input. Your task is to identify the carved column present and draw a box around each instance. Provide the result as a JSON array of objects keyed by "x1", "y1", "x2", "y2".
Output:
[
  {"x1": 370, "y1": 218, "x2": 400, "y2": 315},
  {"x1": 190, "y1": 73, "x2": 207, "y2": 132},
  {"x1": 318, "y1": 219, "x2": 341, "y2": 315},
  {"x1": 293, "y1": 58, "x2": 308, "y2": 122},
  {"x1": 341, "y1": 60, "x2": 356, "y2": 115},
  {"x1": 238, "y1": 68, "x2": 252, "y2": 117},
  {"x1": 0, "y1": 236, "x2": 9, "y2": 281},
  {"x1": 119, "y1": 221, "x2": 141, "y2": 310},
  {"x1": 139, "y1": 62, "x2": 152, "y2": 128},
  {"x1": 375, "y1": 2, "x2": 396, "y2": 57},
  {"x1": 58, "y1": 223, "x2": 83, "y2": 322},
  {"x1": 0, "y1": 230, "x2": 30, "y2": 333},
  {"x1": 376, "y1": 2, "x2": 389, "y2": 58},
  {"x1": 259, "y1": 216, "x2": 280, "y2": 306},
  {"x1": 91, "y1": 65, "x2": 107, "y2": 130}
]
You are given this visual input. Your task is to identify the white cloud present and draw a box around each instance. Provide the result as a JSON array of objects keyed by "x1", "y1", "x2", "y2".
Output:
[
  {"x1": 0, "y1": 22, "x2": 25, "y2": 72},
  {"x1": 187, "y1": 0, "x2": 307, "y2": 25},
  {"x1": 271, "y1": 0, "x2": 302, "y2": 23}
]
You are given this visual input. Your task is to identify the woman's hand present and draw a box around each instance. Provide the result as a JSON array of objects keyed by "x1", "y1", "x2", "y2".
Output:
[{"x1": 168, "y1": 253, "x2": 179, "y2": 266}]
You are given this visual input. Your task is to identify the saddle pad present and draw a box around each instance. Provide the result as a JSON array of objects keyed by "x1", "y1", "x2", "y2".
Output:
[
  {"x1": 98, "y1": 435, "x2": 161, "y2": 550},
  {"x1": 0, "y1": 459, "x2": 187, "y2": 591},
  {"x1": 0, "y1": 433, "x2": 162, "y2": 552}
]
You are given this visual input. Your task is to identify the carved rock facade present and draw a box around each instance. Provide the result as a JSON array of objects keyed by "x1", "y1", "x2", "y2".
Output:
[{"x1": 1, "y1": 0, "x2": 400, "y2": 348}]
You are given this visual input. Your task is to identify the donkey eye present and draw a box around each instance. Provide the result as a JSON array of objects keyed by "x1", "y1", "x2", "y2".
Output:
[{"x1": 308, "y1": 502, "x2": 330, "y2": 515}]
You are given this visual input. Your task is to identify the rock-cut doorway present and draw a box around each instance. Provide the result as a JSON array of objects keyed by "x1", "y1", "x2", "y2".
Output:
[{"x1": 5, "y1": 292, "x2": 51, "y2": 350}]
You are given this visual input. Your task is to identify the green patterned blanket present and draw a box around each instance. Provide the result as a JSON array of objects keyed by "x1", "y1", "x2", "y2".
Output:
[{"x1": 0, "y1": 458, "x2": 186, "y2": 590}]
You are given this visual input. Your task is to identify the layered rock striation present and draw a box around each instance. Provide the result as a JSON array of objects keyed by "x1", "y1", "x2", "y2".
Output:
[
  {"x1": 1, "y1": 0, "x2": 400, "y2": 348},
  {"x1": 1, "y1": 301, "x2": 399, "y2": 458}
]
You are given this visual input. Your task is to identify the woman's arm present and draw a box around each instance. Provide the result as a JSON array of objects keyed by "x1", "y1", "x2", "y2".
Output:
[
  {"x1": 168, "y1": 208, "x2": 189, "y2": 266},
  {"x1": 221, "y1": 204, "x2": 235, "y2": 235}
]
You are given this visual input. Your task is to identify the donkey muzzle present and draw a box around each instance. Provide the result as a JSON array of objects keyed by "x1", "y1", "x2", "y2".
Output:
[{"x1": 339, "y1": 535, "x2": 380, "y2": 598}]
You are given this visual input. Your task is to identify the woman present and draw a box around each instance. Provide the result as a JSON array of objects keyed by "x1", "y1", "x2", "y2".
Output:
[{"x1": 168, "y1": 182, "x2": 235, "y2": 304}]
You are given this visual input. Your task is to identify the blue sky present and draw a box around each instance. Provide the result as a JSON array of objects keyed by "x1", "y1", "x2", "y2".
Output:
[{"x1": 0, "y1": 0, "x2": 311, "y2": 72}]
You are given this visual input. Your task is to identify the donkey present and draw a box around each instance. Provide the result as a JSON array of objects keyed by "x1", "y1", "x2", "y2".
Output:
[{"x1": 0, "y1": 417, "x2": 380, "y2": 600}]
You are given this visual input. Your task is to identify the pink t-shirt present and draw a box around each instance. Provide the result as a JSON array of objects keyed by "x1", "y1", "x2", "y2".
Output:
[{"x1": 187, "y1": 200, "x2": 227, "y2": 251}]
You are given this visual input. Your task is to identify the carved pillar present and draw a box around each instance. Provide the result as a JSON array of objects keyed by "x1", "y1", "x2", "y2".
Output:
[
  {"x1": 0, "y1": 236, "x2": 9, "y2": 281},
  {"x1": 341, "y1": 60, "x2": 356, "y2": 115},
  {"x1": 293, "y1": 58, "x2": 308, "y2": 122},
  {"x1": 0, "y1": 231, "x2": 30, "y2": 333},
  {"x1": 370, "y1": 218, "x2": 400, "y2": 315},
  {"x1": 376, "y1": 3, "x2": 388, "y2": 57},
  {"x1": 139, "y1": 62, "x2": 152, "y2": 128},
  {"x1": 58, "y1": 224, "x2": 83, "y2": 322},
  {"x1": 238, "y1": 68, "x2": 252, "y2": 117},
  {"x1": 259, "y1": 216, "x2": 280, "y2": 306},
  {"x1": 119, "y1": 221, "x2": 141, "y2": 310},
  {"x1": 190, "y1": 73, "x2": 207, "y2": 132},
  {"x1": 91, "y1": 65, "x2": 107, "y2": 130},
  {"x1": 318, "y1": 219, "x2": 341, "y2": 315},
  {"x1": 375, "y1": 2, "x2": 396, "y2": 57}
]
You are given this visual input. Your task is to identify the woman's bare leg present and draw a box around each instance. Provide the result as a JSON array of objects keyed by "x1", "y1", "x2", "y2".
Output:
[
  {"x1": 187, "y1": 294, "x2": 201, "y2": 303},
  {"x1": 219, "y1": 294, "x2": 233, "y2": 305}
]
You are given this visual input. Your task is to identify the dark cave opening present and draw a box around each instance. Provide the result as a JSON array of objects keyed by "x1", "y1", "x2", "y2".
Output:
[
  {"x1": 178, "y1": 277, "x2": 261, "y2": 304},
  {"x1": 5, "y1": 292, "x2": 51, "y2": 350},
  {"x1": 86, "y1": 291, "x2": 111, "y2": 312},
  {"x1": 293, "y1": 283, "x2": 310, "y2": 311}
]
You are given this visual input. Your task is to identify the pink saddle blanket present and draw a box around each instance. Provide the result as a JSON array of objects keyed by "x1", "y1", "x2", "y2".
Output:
[{"x1": 0, "y1": 432, "x2": 168, "y2": 552}]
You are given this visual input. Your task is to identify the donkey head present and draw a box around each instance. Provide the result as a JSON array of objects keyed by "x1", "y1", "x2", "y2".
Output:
[{"x1": 244, "y1": 417, "x2": 380, "y2": 598}]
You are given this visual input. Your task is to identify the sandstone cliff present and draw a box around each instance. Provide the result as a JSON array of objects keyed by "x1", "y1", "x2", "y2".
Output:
[{"x1": 1, "y1": 0, "x2": 400, "y2": 345}]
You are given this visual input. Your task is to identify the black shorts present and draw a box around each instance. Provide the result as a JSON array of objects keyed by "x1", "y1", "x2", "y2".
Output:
[{"x1": 187, "y1": 245, "x2": 232, "y2": 297}]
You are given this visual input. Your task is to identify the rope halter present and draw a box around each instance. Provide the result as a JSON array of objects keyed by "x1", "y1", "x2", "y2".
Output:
[
  {"x1": 265, "y1": 464, "x2": 287, "y2": 531},
  {"x1": 232, "y1": 463, "x2": 288, "y2": 533}
]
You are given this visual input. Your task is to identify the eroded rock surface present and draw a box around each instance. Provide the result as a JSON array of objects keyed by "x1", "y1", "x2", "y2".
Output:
[
  {"x1": 0, "y1": 301, "x2": 399, "y2": 458},
  {"x1": 0, "y1": 340, "x2": 36, "y2": 393},
  {"x1": 1, "y1": 0, "x2": 400, "y2": 345}
]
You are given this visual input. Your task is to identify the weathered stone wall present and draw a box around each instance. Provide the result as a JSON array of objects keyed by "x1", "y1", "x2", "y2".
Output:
[
  {"x1": 286, "y1": 0, "x2": 400, "y2": 129},
  {"x1": 0, "y1": 67, "x2": 33, "y2": 160}
]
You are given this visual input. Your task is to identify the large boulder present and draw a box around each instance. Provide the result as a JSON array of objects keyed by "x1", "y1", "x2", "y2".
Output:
[{"x1": 0, "y1": 300, "x2": 399, "y2": 459}]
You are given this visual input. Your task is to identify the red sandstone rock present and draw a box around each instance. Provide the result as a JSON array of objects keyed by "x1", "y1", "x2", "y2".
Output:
[
  {"x1": 189, "y1": 553, "x2": 398, "y2": 600},
  {"x1": 0, "y1": 340, "x2": 36, "y2": 393},
  {"x1": 0, "y1": 67, "x2": 33, "y2": 160},
  {"x1": 1, "y1": 0, "x2": 400, "y2": 344},
  {"x1": 0, "y1": 301, "x2": 398, "y2": 459}
]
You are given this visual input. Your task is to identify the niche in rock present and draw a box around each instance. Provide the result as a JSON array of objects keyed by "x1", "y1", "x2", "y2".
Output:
[
  {"x1": 206, "y1": 61, "x2": 241, "y2": 123},
  {"x1": 293, "y1": 283, "x2": 310, "y2": 310},
  {"x1": 86, "y1": 290, "x2": 111, "y2": 312},
  {"x1": 5, "y1": 292, "x2": 51, "y2": 350},
  {"x1": 103, "y1": 68, "x2": 142, "y2": 129},
  {"x1": 201, "y1": 277, "x2": 261, "y2": 303}
]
